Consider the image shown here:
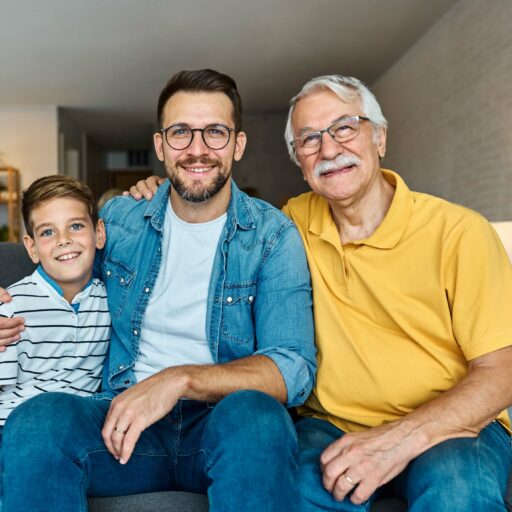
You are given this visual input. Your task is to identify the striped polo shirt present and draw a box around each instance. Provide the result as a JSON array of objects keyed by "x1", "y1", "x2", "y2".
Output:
[{"x1": 0, "y1": 267, "x2": 111, "y2": 425}]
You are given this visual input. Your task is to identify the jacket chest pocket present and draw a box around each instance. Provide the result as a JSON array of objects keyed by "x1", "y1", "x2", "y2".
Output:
[
  {"x1": 220, "y1": 282, "x2": 257, "y2": 352},
  {"x1": 102, "y1": 257, "x2": 136, "y2": 319}
]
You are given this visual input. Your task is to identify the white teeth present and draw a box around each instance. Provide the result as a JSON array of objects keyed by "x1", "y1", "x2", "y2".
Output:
[
  {"x1": 187, "y1": 167, "x2": 210, "y2": 173},
  {"x1": 57, "y1": 252, "x2": 79, "y2": 261}
]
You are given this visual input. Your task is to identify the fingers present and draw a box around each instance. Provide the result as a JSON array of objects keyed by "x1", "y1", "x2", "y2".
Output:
[
  {"x1": 0, "y1": 317, "x2": 25, "y2": 347},
  {"x1": 0, "y1": 287, "x2": 13, "y2": 303},
  {"x1": 102, "y1": 398, "x2": 145, "y2": 465}
]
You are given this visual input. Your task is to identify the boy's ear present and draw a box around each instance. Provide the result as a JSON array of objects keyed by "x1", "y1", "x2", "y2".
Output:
[
  {"x1": 95, "y1": 219, "x2": 106, "y2": 250},
  {"x1": 23, "y1": 235, "x2": 40, "y2": 264}
]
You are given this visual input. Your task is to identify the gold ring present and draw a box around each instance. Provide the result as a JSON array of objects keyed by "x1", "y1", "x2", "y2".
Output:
[
  {"x1": 114, "y1": 426, "x2": 127, "y2": 435},
  {"x1": 343, "y1": 473, "x2": 355, "y2": 486}
]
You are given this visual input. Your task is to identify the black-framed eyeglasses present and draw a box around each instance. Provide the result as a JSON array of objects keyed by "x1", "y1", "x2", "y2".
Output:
[
  {"x1": 160, "y1": 123, "x2": 237, "y2": 151},
  {"x1": 290, "y1": 116, "x2": 371, "y2": 156}
]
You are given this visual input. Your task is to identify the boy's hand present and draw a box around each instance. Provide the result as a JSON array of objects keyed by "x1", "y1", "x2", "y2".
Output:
[{"x1": 123, "y1": 176, "x2": 164, "y2": 201}]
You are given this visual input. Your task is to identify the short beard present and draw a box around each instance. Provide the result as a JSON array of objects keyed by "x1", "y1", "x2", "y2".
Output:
[{"x1": 166, "y1": 157, "x2": 231, "y2": 204}]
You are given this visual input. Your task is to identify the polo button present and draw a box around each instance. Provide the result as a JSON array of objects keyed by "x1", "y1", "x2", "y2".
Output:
[
  {"x1": 144, "y1": 287, "x2": 150, "y2": 293},
  {"x1": 226, "y1": 296, "x2": 233, "y2": 303},
  {"x1": 106, "y1": 270, "x2": 111, "y2": 276},
  {"x1": 133, "y1": 329, "x2": 138, "y2": 336}
]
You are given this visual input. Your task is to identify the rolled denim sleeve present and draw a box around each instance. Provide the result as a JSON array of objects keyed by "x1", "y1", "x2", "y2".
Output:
[{"x1": 252, "y1": 222, "x2": 316, "y2": 407}]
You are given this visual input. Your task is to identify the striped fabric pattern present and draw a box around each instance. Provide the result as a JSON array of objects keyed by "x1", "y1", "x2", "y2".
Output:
[{"x1": 0, "y1": 270, "x2": 111, "y2": 425}]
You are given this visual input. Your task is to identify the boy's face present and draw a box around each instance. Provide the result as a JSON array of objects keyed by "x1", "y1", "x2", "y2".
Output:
[{"x1": 23, "y1": 197, "x2": 106, "y2": 302}]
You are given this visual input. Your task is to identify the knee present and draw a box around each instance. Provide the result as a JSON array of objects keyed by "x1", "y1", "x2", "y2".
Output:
[
  {"x1": 209, "y1": 390, "x2": 296, "y2": 449},
  {"x1": 3, "y1": 393, "x2": 90, "y2": 454}
]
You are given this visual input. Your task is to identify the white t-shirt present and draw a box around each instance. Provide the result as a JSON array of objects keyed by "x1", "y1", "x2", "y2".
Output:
[{"x1": 133, "y1": 201, "x2": 226, "y2": 382}]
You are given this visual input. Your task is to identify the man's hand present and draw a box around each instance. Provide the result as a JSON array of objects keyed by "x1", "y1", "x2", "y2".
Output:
[
  {"x1": 123, "y1": 175, "x2": 164, "y2": 201},
  {"x1": 102, "y1": 367, "x2": 188, "y2": 464},
  {"x1": 0, "y1": 287, "x2": 24, "y2": 352},
  {"x1": 320, "y1": 421, "x2": 416, "y2": 504}
]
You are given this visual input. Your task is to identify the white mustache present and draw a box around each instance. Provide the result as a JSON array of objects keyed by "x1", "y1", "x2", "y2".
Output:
[{"x1": 313, "y1": 155, "x2": 361, "y2": 177}]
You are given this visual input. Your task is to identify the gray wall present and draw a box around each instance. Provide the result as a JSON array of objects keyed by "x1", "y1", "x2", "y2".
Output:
[{"x1": 372, "y1": 0, "x2": 512, "y2": 221}]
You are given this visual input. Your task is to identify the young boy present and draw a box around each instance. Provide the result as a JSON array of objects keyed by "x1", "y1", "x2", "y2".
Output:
[{"x1": 0, "y1": 176, "x2": 110, "y2": 498}]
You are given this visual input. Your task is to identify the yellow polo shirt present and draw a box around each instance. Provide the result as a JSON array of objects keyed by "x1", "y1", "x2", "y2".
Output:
[{"x1": 283, "y1": 169, "x2": 512, "y2": 433}]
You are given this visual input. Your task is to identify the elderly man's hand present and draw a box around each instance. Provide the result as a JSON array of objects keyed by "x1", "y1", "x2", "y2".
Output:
[
  {"x1": 102, "y1": 367, "x2": 188, "y2": 464},
  {"x1": 320, "y1": 421, "x2": 417, "y2": 504},
  {"x1": 123, "y1": 176, "x2": 164, "y2": 201},
  {"x1": 0, "y1": 287, "x2": 24, "y2": 352}
]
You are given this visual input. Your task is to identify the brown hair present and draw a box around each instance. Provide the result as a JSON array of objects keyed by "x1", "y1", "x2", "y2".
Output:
[
  {"x1": 22, "y1": 175, "x2": 98, "y2": 237},
  {"x1": 157, "y1": 69, "x2": 243, "y2": 131}
]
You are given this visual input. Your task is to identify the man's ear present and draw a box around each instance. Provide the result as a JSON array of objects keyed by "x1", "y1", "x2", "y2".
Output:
[
  {"x1": 154, "y1": 131, "x2": 165, "y2": 162},
  {"x1": 233, "y1": 131, "x2": 247, "y2": 162},
  {"x1": 23, "y1": 235, "x2": 40, "y2": 264},
  {"x1": 95, "y1": 219, "x2": 106, "y2": 250},
  {"x1": 377, "y1": 126, "x2": 387, "y2": 159}
]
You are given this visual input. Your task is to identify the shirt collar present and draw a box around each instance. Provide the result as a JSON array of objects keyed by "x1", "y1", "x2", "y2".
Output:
[
  {"x1": 310, "y1": 169, "x2": 414, "y2": 249},
  {"x1": 36, "y1": 266, "x2": 92, "y2": 308},
  {"x1": 144, "y1": 178, "x2": 255, "y2": 234}
]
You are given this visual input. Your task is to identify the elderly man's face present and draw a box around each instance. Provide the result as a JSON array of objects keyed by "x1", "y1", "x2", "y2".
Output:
[{"x1": 292, "y1": 89, "x2": 386, "y2": 206}]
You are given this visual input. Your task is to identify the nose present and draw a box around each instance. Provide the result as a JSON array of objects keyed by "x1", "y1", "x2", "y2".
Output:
[
  {"x1": 186, "y1": 130, "x2": 210, "y2": 157},
  {"x1": 57, "y1": 235, "x2": 72, "y2": 247},
  {"x1": 319, "y1": 131, "x2": 344, "y2": 160}
]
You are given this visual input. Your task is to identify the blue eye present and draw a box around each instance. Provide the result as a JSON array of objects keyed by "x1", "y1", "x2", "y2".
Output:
[
  {"x1": 300, "y1": 133, "x2": 321, "y2": 147},
  {"x1": 40, "y1": 228, "x2": 54, "y2": 237},
  {"x1": 170, "y1": 127, "x2": 191, "y2": 138},
  {"x1": 70, "y1": 223, "x2": 84, "y2": 231}
]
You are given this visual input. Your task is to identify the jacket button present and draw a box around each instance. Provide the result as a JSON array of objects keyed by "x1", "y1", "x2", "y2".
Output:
[
  {"x1": 133, "y1": 329, "x2": 138, "y2": 336},
  {"x1": 120, "y1": 277, "x2": 125, "y2": 284},
  {"x1": 226, "y1": 296, "x2": 233, "y2": 303},
  {"x1": 118, "y1": 365, "x2": 125, "y2": 371},
  {"x1": 248, "y1": 295, "x2": 254, "y2": 303},
  {"x1": 106, "y1": 270, "x2": 111, "y2": 276},
  {"x1": 144, "y1": 287, "x2": 150, "y2": 293}
]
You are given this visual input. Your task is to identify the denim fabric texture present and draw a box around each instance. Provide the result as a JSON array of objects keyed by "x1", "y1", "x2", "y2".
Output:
[
  {"x1": 2, "y1": 390, "x2": 298, "y2": 511},
  {"x1": 95, "y1": 179, "x2": 316, "y2": 406},
  {"x1": 296, "y1": 417, "x2": 512, "y2": 512}
]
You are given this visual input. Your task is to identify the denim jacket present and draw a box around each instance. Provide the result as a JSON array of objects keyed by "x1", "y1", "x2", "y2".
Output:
[{"x1": 96, "y1": 180, "x2": 316, "y2": 407}]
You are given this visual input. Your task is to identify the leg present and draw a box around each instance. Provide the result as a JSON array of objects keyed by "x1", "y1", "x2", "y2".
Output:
[
  {"x1": 296, "y1": 417, "x2": 374, "y2": 512},
  {"x1": 194, "y1": 390, "x2": 299, "y2": 512},
  {"x1": 2, "y1": 392, "x2": 177, "y2": 512},
  {"x1": 393, "y1": 421, "x2": 512, "y2": 512}
]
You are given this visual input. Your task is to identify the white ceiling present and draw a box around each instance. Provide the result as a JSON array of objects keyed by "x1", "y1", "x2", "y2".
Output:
[{"x1": 0, "y1": 0, "x2": 458, "y2": 149}]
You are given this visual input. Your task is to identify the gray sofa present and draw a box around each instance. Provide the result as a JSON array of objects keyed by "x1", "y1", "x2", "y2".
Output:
[{"x1": 1, "y1": 242, "x2": 511, "y2": 511}]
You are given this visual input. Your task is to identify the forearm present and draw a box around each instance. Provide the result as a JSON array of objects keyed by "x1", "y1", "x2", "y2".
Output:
[
  {"x1": 162, "y1": 354, "x2": 288, "y2": 404},
  {"x1": 384, "y1": 346, "x2": 512, "y2": 460}
]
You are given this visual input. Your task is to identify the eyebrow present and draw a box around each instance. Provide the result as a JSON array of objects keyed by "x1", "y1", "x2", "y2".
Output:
[{"x1": 297, "y1": 115, "x2": 356, "y2": 136}]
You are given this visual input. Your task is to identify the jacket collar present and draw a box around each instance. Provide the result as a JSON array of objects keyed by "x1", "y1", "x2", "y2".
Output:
[{"x1": 143, "y1": 179, "x2": 255, "y2": 234}]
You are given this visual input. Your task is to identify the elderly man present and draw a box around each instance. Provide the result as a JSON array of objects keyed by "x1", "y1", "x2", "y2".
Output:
[
  {"x1": 127, "y1": 74, "x2": 512, "y2": 511},
  {"x1": 0, "y1": 69, "x2": 316, "y2": 511},
  {"x1": 282, "y1": 75, "x2": 512, "y2": 511}
]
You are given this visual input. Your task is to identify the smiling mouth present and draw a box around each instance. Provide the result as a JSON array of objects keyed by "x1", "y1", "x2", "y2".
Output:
[
  {"x1": 185, "y1": 167, "x2": 212, "y2": 174},
  {"x1": 56, "y1": 252, "x2": 80, "y2": 262},
  {"x1": 319, "y1": 164, "x2": 356, "y2": 177}
]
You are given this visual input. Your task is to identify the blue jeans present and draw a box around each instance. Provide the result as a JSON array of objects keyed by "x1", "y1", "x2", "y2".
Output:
[
  {"x1": 296, "y1": 416, "x2": 512, "y2": 512},
  {"x1": 1, "y1": 390, "x2": 298, "y2": 512}
]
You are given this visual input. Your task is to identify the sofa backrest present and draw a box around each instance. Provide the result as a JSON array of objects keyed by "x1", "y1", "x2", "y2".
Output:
[{"x1": 0, "y1": 242, "x2": 37, "y2": 288}]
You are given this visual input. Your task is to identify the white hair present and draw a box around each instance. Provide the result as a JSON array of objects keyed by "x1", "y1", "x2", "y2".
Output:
[{"x1": 284, "y1": 75, "x2": 387, "y2": 165}]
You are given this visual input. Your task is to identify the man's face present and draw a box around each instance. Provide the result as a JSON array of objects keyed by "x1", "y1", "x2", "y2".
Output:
[
  {"x1": 23, "y1": 197, "x2": 106, "y2": 301},
  {"x1": 291, "y1": 89, "x2": 386, "y2": 205},
  {"x1": 154, "y1": 91, "x2": 246, "y2": 204}
]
